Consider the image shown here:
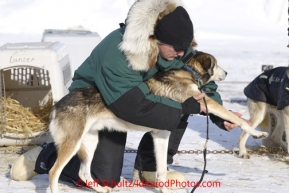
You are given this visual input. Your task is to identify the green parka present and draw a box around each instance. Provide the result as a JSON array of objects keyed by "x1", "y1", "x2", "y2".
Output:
[
  {"x1": 70, "y1": 26, "x2": 196, "y2": 131},
  {"x1": 69, "y1": 0, "x2": 226, "y2": 132}
]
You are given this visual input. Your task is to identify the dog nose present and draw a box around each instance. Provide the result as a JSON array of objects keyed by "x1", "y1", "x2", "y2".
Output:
[{"x1": 225, "y1": 71, "x2": 228, "y2": 76}]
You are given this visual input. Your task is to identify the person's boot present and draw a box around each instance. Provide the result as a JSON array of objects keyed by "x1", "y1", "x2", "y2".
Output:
[
  {"x1": 10, "y1": 146, "x2": 43, "y2": 181},
  {"x1": 133, "y1": 168, "x2": 186, "y2": 189}
]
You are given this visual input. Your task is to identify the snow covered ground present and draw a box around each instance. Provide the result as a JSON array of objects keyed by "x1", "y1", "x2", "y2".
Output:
[{"x1": 0, "y1": 0, "x2": 289, "y2": 192}]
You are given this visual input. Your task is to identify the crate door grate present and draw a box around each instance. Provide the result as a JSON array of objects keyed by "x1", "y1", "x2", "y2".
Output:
[{"x1": 10, "y1": 67, "x2": 50, "y2": 87}]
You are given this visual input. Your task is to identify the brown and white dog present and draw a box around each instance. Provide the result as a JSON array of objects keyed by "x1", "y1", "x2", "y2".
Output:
[
  {"x1": 48, "y1": 51, "x2": 268, "y2": 193},
  {"x1": 239, "y1": 67, "x2": 289, "y2": 159}
]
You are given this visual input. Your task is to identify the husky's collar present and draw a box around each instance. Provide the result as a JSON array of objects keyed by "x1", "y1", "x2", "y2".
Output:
[
  {"x1": 182, "y1": 52, "x2": 203, "y2": 86},
  {"x1": 183, "y1": 64, "x2": 203, "y2": 86},
  {"x1": 183, "y1": 65, "x2": 200, "y2": 79}
]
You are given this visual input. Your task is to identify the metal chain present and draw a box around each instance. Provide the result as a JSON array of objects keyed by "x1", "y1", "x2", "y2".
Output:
[
  {"x1": 0, "y1": 147, "x2": 279, "y2": 155},
  {"x1": 123, "y1": 149, "x2": 251, "y2": 154},
  {"x1": 176, "y1": 149, "x2": 242, "y2": 154}
]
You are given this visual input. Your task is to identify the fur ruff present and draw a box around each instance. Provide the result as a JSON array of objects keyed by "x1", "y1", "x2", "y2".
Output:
[{"x1": 119, "y1": 0, "x2": 183, "y2": 71}]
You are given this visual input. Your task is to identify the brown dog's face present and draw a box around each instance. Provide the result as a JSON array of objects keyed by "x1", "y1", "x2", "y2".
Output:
[{"x1": 186, "y1": 51, "x2": 227, "y2": 84}]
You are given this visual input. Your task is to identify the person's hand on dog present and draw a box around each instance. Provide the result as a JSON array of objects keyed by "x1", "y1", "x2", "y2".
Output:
[
  {"x1": 223, "y1": 111, "x2": 252, "y2": 131},
  {"x1": 181, "y1": 93, "x2": 208, "y2": 115},
  {"x1": 193, "y1": 93, "x2": 208, "y2": 114}
]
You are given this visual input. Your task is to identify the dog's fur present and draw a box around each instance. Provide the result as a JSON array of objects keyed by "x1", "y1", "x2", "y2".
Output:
[
  {"x1": 239, "y1": 68, "x2": 289, "y2": 159},
  {"x1": 48, "y1": 51, "x2": 268, "y2": 193}
]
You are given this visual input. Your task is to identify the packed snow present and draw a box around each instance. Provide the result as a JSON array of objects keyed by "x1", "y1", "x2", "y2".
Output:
[{"x1": 0, "y1": 0, "x2": 288, "y2": 192}]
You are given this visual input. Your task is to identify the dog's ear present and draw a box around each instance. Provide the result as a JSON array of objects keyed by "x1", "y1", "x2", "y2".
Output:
[
  {"x1": 194, "y1": 51, "x2": 214, "y2": 76},
  {"x1": 201, "y1": 57, "x2": 214, "y2": 76}
]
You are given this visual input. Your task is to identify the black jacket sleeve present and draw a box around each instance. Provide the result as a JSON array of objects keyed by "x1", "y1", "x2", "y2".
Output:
[
  {"x1": 108, "y1": 87, "x2": 182, "y2": 132},
  {"x1": 209, "y1": 114, "x2": 228, "y2": 131}
]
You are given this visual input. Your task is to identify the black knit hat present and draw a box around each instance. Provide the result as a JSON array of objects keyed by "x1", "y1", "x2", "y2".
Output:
[{"x1": 155, "y1": 6, "x2": 194, "y2": 51}]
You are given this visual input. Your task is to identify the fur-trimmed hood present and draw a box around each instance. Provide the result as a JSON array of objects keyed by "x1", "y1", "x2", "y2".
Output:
[{"x1": 119, "y1": 0, "x2": 183, "y2": 72}]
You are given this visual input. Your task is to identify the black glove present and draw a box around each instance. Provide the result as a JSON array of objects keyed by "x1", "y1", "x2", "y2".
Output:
[
  {"x1": 209, "y1": 114, "x2": 228, "y2": 131},
  {"x1": 181, "y1": 97, "x2": 200, "y2": 115}
]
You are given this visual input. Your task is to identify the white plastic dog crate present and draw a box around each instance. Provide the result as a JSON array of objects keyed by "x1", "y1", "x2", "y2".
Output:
[
  {"x1": 42, "y1": 29, "x2": 102, "y2": 74},
  {"x1": 0, "y1": 42, "x2": 72, "y2": 146}
]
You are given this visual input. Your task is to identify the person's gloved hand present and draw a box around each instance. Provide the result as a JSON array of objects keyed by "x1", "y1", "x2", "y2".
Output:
[{"x1": 181, "y1": 93, "x2": 208, "y2": 114}]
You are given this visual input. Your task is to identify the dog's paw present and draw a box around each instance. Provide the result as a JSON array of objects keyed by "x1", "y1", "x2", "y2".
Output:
[
  {"x1": 160, "y1": 188, "x2": 176, "y2": 193},
  {"x1": 252, "y1": 132, "x2": 269, "y2": 139},
  {"x1": 103, "y1": 186, "x2": 112, "y2": 193},
  {"x1": 93, "y1": 186, "x2": 111, "y2": 193},
  {"x1": 238, "y1": 153, "x2": 250, "y2": 159}
]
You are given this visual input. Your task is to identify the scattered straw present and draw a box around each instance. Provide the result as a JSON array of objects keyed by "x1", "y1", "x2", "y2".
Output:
[
  {"x1": 0, "y1": 96, "x2": 53, "y2": 137},
  {"x1": 0, "y1": 145, "x2": 38, "y2": 154},
  {"x1": 253, "y1": 146, "x2": 286, "y2": 155}
]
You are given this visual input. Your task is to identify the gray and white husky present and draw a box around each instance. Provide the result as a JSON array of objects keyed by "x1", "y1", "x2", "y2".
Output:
[{"x1": 239, "y1": 67, "x2": 289, "y2": 159}]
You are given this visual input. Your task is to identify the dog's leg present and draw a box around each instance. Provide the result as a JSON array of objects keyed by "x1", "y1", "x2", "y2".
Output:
[
  {"x1": 281, "y1": 107, "x2": 289, "y2": 153},
  {"x1": 49, "y1": 139, "x2": 82, "y2": 193},
  {"x1": 238, "y1": 100, "x2": 269, "y2": 159},
  {"x1": 269, "y1": 110, "x2": 287, "y2": 152},
  {"x1": 238, "y1": 132, "x2": 251, "y2": 159},
  {"x1": 151, "y1": 130, "x2": 173, "y2": 193},
  {"x1": 199, "y1": 96, "x2": 269, "y2": 139},
  {"x1": 77, "y1": 131, "x2": 111, "y2": 193},
  {"x1": 49, "y1": 114, "x2": 85, "y2": 193}
]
